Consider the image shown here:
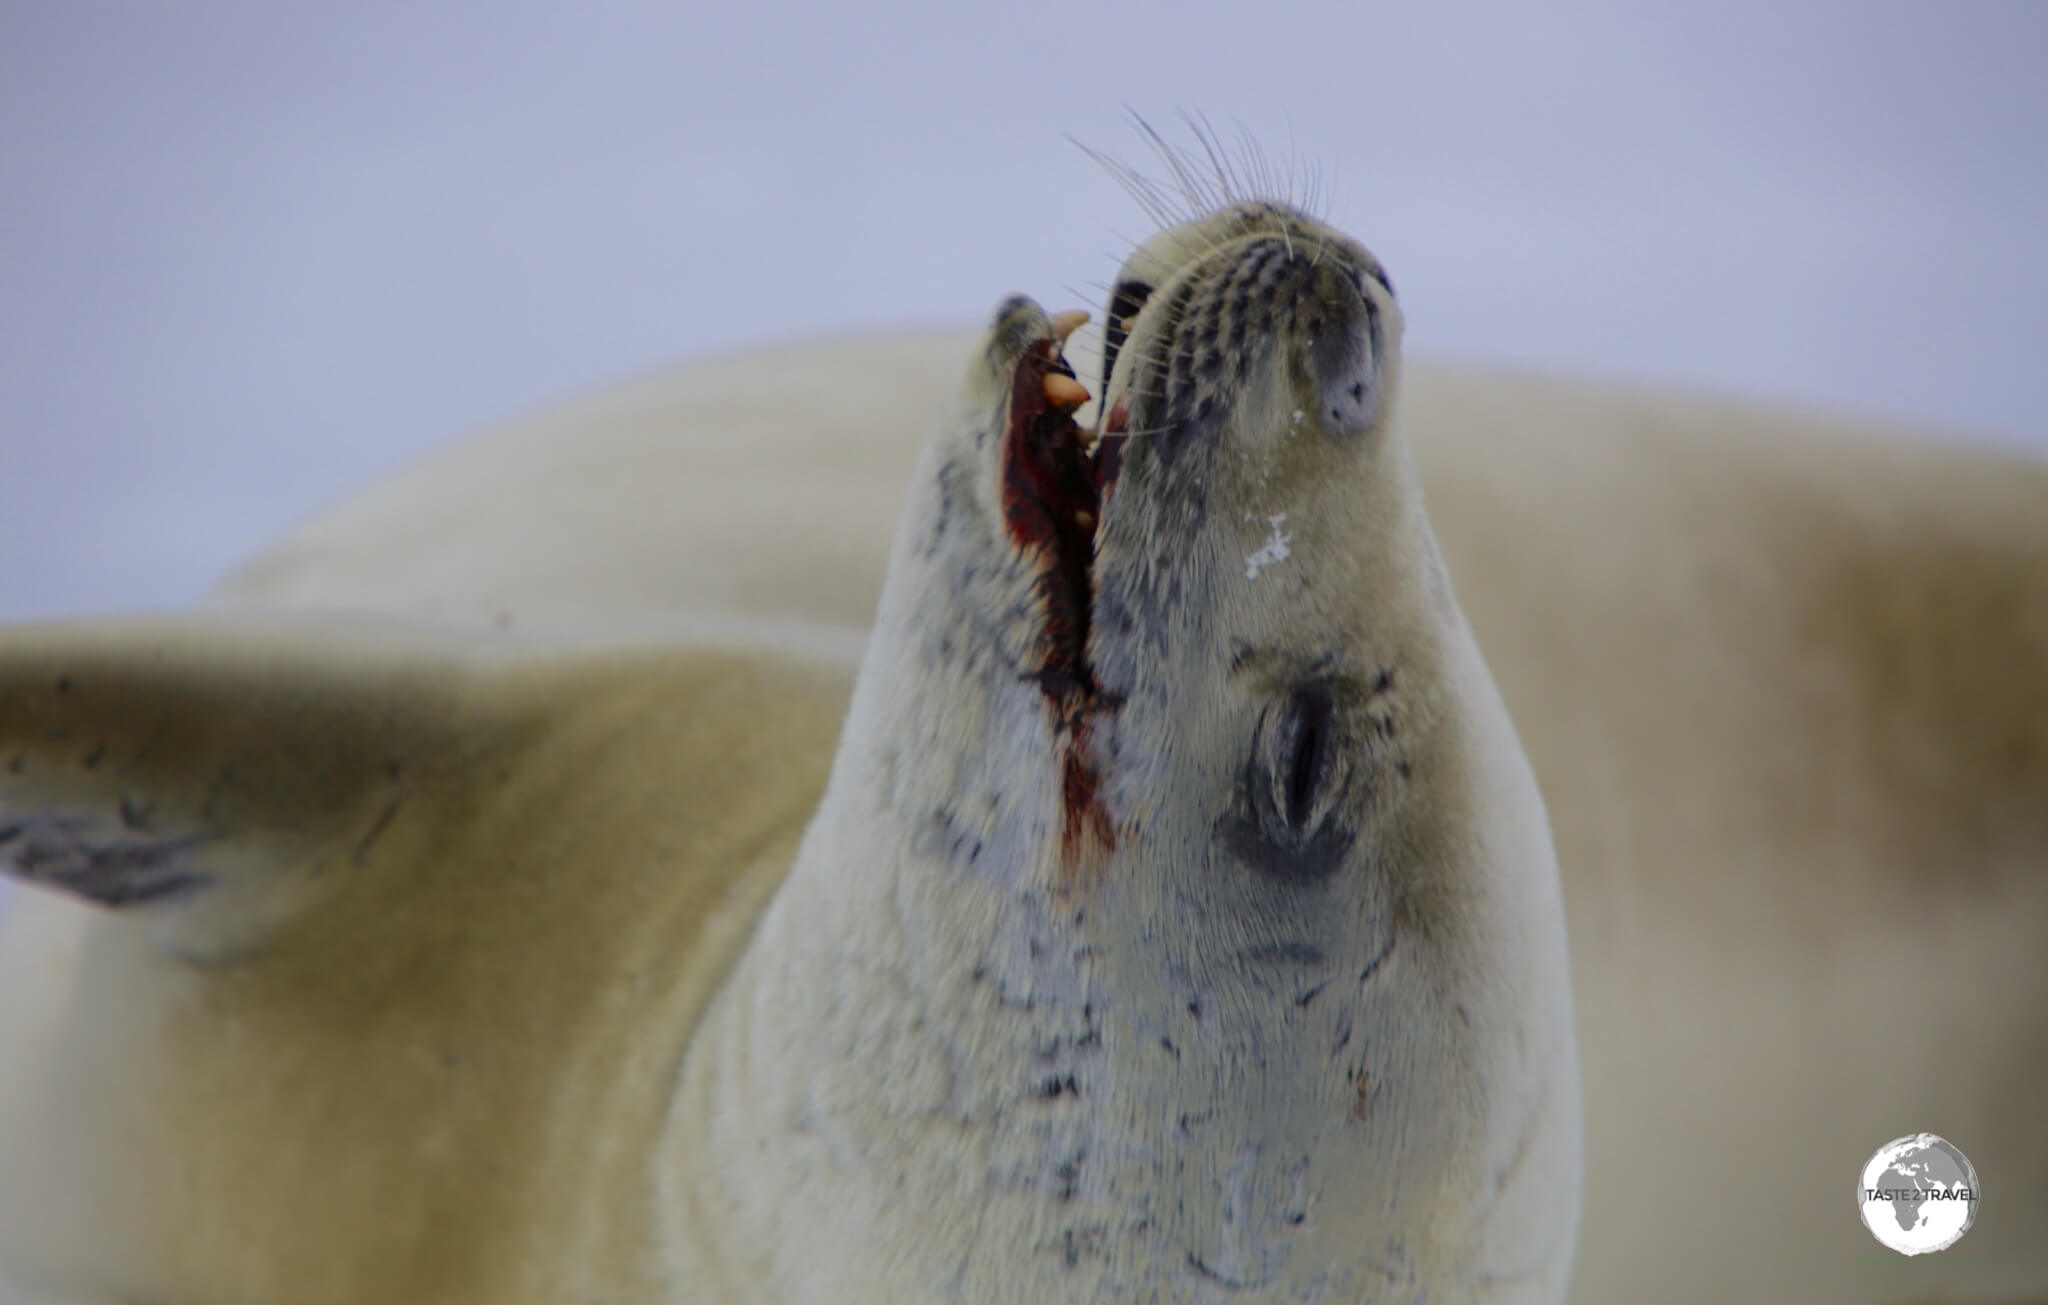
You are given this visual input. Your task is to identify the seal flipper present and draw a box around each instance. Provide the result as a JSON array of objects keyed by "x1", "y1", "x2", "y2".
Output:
[{"x1": 0, "y1": 615, "x2": 522, "y2": 961}]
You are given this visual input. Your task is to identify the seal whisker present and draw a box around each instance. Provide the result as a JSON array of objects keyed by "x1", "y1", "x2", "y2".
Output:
[
  {"x1": 1233, "y1": 121, "x2": 1280, "y2": 205},
  {"x1": 1109, "y1": 422, "x2": 1179, "y2": 442},
  {"x1": 1180, "y1": 108, "x2": 1242, "y2": 208},
  {"x1": 1071, "y1": 137, "x2": 1166, "y2": 228},
  {"x1": 1074, "y1": 134, "x2": 1187, "y2": 232},
  {"x1": 1131, "y1": 112, "x2": 1222, "y2": 219}
]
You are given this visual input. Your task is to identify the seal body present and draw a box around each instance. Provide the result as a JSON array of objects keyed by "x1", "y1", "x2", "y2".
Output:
[
  {"x1": 659, "y1": 211, "x2": 1580, "y2": 1300},
  {"x1": 2, "y1": 198, "x2": 2046, "y2": 1304}
]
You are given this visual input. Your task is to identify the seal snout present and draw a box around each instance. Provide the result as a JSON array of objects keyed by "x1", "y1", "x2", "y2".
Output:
[{"x1": 1095, "y1": 204, "x2": 1401, "y2": 458}]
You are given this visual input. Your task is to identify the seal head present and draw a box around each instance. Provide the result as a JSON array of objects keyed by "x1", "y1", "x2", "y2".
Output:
[{"x1": 667, "y1": 201, "x2": 1581, "y2": 1303}]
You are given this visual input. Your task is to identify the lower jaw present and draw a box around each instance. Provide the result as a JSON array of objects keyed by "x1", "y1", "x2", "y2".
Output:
[{"x1": 997, "y1": 327, "x2": 1133, "y2": 883}]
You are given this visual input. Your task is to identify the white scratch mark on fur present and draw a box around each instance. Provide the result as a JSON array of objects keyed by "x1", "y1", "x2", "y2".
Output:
[{"x1": 1244, "y1": 514, "x2": 1292, "y2": 580}]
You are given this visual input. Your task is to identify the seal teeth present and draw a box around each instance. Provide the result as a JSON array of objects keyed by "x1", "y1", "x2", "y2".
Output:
[
  {"x1": 1042, "y1": 373, "x2": 1091, "y2": 410},
  {"x1": 1050, "y1": 309, "x2": 1090, "y2": 343}
]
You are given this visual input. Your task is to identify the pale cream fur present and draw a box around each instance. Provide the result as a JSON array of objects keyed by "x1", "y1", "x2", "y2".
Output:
[
  {"x1": 655, "y1": 271, "x2": 1576, "y2": 1302},
  {"x1": 2, "y1": 203, "x2": 2045, "y2": 1302}
]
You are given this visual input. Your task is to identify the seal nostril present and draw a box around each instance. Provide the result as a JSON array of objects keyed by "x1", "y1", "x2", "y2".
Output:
[{"x1": 1310, "y1": 307, "x2": 1383, "y2": 441}]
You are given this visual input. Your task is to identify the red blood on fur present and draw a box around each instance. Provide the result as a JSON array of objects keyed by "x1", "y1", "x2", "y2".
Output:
[{"x1": 998, "y1": 339, "x2": 1119, "y2": 881}]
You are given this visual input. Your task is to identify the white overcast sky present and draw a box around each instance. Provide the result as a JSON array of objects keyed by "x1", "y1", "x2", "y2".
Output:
[{"x1": 2, "y1": 1, "x2": 2045, "y2": 621}]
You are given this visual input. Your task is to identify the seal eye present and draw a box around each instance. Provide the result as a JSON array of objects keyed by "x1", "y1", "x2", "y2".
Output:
[
  {"x1": 1099, "y1": 279, "x2": 1154, "y2": 394},
  {"x1": 1223, "y1": 681, "x2": 1356, "y2": 882},
  {"x1": 1284, "y1": 691, "x2": 1332, "y2": 831},
  {"x1": 1263, "y1": 681, "x2": 1342, "y2": 839}
]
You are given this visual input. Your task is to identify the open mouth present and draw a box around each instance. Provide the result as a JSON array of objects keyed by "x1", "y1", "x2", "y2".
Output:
[
  {"x1": 1000, "y1": 317, "x2": 1125, "y2": 705},
  {"x1": 998, "y1": 307, "x2": 1136, "y2": 870},
  {"x1": 995, "y1": 278, "x2": 1160, "y2": 707}
]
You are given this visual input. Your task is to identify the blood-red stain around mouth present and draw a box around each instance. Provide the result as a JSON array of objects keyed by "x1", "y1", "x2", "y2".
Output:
[{"x1": 999, "y1": 339, "x2": 1127, "y2": 883}]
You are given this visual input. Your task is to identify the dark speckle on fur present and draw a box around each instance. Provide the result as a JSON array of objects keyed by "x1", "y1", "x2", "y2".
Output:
[
  {"x1": 1244, "y1": 940, "x2": 1327, "y2": 966},
  {"x1": 3, "y1": 816, "x2": 214, "y2": 908},
  {"x1": 1033, "y1": 1073, "x2": 1081, "y2": 1101}
]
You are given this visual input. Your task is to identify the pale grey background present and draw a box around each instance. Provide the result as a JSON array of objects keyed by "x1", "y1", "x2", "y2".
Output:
[{"x1": 4, "y1": 3, "x2": 2045, "y2": 626}]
